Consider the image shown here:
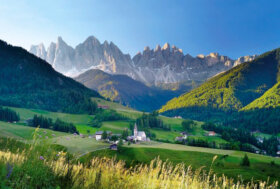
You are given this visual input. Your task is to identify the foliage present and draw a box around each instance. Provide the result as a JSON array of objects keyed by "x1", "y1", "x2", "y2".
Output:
[
  {"x1": 201, "y1": 122, "x2": 263, "y2": 153},
  {"x1": 160, "y1": 48, "x2": 280, "y2": 114},
  {"x1": 0, "y1": 106, "x2": 20, "y2": 122},
  {"x1": 53, "y1": 119, "x2": 78, "y2": 133},
  {"x1": 224, "y1": 108, "x2": 280, "y2": 134},
  {"x1": 0, "y1": 40, "x2": 99, "y2": 114},
  {"x1": 91, "y1": 109, "x2": 128, "y2": 128},
  {"x1": 160, "y1": 48, "x2": 280, "y2": 135},
  {"x1": 0, "y1": 139, "x2": 278, "y2": 188},
  {"x1": 136, "y1": 112, "x2": 171, "y2": 131},
  {"x1": 262, "y1": 136, "x2": 279, "y2": 156},
  {"x1": 181, "y1": 119, "x2": 196, "y2": 132},
  {"x1": 121, "y1": 129, "x2": 129, "y2": 139},
  {"x1": 30, "y1": 114, "x2": 78, "y2": 134},
  {"x1": 241, "y1": 154, "x2": 250, "y2": 166},
  {"x1": 101, "y1": 131, "x2": 108, "y2": 140}
]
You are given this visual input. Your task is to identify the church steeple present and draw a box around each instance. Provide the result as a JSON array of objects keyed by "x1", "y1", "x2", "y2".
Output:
[{"x1": 134, "y1": 123, "x2": 138, "y2": 137}]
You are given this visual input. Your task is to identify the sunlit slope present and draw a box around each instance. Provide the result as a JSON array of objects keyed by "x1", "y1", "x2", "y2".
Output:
[
  {"x1": 243, "y1": 81, "x2": 280, "y2": 110},
  {"x1": 159, "y1": 48, "x2": 280, "y2": 115}
]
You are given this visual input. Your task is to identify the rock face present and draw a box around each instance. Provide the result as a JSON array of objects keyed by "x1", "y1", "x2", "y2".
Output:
[
  {"x1": 30, "y1": 36, "x2": 257, "y2": 85},
  {"x1": 132, "y1": 44, "x2": 257, "y2": 85},
  {"x1": 30, "y1": 43, "x2": 47, "y2": 60},
  {"x1": 30, "y1": 36, "x2": 138, "y2": 78}
]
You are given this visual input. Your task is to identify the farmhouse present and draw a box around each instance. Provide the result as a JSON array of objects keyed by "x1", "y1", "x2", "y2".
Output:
[
  {"x1": 180, "y1": 132, "x2": 188, "y2": 139},
  {"x1": 256, "y1": 136, "x2": 264, "y2": 143},
  {"x1": 174, "y1": 116, "x2": 182, "y2": 119},
  {"x1": 95, "y1": 131, "x2": 112, "y2": 140},
  {"x1": 207, "y1": 131, "x2": 216, "y2": 136},
  {"x1": 176, "y1": 132, "x2": 188, "y2": 142},
  {"x1": 175, "y1": 136, "x2": 185, "y2": 142},
  {"x1": 110, "y1": 144, "x2": 118, "y2": 151}
]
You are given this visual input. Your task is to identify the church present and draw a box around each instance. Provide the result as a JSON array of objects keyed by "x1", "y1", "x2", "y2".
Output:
[{"x1": 128, "y1": 123, "x2": 147, "y2": 142}]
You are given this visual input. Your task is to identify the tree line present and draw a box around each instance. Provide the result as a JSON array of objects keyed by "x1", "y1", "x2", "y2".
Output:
[
  {"x1": 91, "y1": 109, "x2": 128, "y2": 128},
  {"x1": 29, "y1": 115, "x2": 78, "y2": 134},
  {"x1": 136, "y1": 112, "x2": 171, "y2": 131},
  {"x1": 201, "y1": 122, "x2": 280, "y2": 155},
  {"x1": 0, "y1": 106, "x2": 20, "y2": 122}
]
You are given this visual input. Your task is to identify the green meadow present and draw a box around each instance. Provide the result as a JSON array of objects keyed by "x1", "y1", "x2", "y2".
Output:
[
  {"x1": 80, "y1": 146, "x2": 280, "y2": 183},
  {"x1": 1, "y1": 104, "x2": 279, "y2": 184}
]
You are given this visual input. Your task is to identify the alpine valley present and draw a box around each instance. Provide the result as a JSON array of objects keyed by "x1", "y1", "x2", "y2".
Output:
[{"x1": 30, "y1": 36, "x2": 256, "y2": 111}]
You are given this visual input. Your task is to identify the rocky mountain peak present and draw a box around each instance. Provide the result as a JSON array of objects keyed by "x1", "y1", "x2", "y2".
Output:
[
  {"x1": 154, "y1": 44, "x2": 161, "y2": 52},
  {"x1": 84, "y1": 36, "x2": 101, "y2": 46},
  {"x1": 103, "y1": 40, "x2": 109, "y2": 47},
  {"x1": 197, "y1": 54, "x2": 205, "y2": 59},
  {"x1": 162, "y1": 43, "x2": 170, "y2": 51},
  {"x1": 208, "y1": 52, "x2": 219, "y2": 58},
  {"x1": 30, "y1": 35, "x2": 257, "y2": 85},
  {"x1": 144, "y1": 46, "x2": 150, "y2": 51},
  {"x1": 30, "y1": 43, "x2": 47, "y2": 60},
  {"x1": 57, "y1": 36, "x2": 65, "y2": 43}
]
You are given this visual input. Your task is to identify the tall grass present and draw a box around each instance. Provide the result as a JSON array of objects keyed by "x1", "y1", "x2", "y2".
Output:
[{"x1": 0, "y1": 130, "x2": 278, "y2": 188}]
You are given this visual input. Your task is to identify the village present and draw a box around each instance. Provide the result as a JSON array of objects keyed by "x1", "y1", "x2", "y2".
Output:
[{"x1": 91, "y1": 123, "x2": 150, "y2": 151}]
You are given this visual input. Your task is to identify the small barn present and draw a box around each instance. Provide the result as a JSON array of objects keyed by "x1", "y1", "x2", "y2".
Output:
[{"x1": 110, "y1": 144, "x2": 118, "y2": 151}]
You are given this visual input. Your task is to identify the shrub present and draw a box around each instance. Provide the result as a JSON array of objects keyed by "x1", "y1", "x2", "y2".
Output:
[{"x1": 241, "y1": 154, "x2": 250, "y2": 166}]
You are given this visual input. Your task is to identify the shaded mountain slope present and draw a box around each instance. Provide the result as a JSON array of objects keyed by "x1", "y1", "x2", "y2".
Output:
[
  {"x1": 0, "y1": 40, "x2": 100, "y2": 114},
  {"x1": 75, "y1": 69, "x2": 193, "y2": 111}
]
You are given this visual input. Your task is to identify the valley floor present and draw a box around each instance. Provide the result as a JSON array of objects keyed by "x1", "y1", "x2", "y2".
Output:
[{"x1": 0, "y1": 105, "x2": 280, "y2": 184}]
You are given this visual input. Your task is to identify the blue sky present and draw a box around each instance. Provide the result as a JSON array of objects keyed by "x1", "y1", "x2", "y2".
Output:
[{"x1": 0, "y1": 0, "x2": 280, "y2": 58}]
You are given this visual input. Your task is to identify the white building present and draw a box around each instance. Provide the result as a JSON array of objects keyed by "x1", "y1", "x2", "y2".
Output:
[
  {"x1": 95, "y1": 131, "x2": 103, "y2": 140},
  {"x1": 95, "y1": 131, "x2": 112, "y2": 140},
  {"x1": 128, "y1": 123, "x2": 147, "y2": 142}
]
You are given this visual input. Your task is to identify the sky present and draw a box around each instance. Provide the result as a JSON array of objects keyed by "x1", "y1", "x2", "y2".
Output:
[{"x1": 0, "y1": 0, "x2": 280, "y2": 59}]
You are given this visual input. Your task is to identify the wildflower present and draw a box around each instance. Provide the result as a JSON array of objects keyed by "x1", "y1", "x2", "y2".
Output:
[
  {"x1": 6, "y1": 163, "x2": 13, "y2": 178},
  {"x1": 52, "y1": 134, "x2": 56, "y2": 136},
  {"x1": 39, "y1": 156, "x2": 44, "y2": 160},
  {"x1": 45, "y1": 136, "x2": 48, "y2": 139},
  {"x1": 66, "y1": 137, "x2": 70, "y2": 140},
  {"x1": 73, "y1": 133, "x2": 77, "y2": 136},
  {"x1": 39, "y1": 135, "x2": 42, "y2": 138}
]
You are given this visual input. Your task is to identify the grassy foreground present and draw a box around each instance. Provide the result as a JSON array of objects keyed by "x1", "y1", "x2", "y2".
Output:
[
  {"x1": 80, "y1": 146, "x2": 280, "y2": 183},
  {"x1": 0, "y1": 135, "x2": 278, "y2": 189}
]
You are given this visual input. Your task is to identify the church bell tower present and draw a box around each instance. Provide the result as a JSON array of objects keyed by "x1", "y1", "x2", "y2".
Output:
[{"x1": 134, "y1": 123, "x2": 138, "y2": 137}]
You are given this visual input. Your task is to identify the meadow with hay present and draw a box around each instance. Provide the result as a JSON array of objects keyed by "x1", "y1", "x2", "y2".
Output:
[{"x1": 0, "y1": 131, "x2": 278, "y2": 189}]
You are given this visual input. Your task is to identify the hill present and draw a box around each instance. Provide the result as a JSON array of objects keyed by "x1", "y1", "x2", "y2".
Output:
[
  {"x1": 75, "y1": 69, "x2": 189, "y2": 111},
  {"x1": 0, "y1": 40, "x2": 100, "y2": 114},
  {"x1": 159, "y1": 48, "x2": 280, "y2": 120},
  {"x1": 243, "y1": 81, "x2": 280, "y2": 110}
]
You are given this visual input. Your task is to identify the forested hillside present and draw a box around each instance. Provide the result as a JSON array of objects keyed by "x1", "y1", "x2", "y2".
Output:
[
  {"x1": 0, "y1": 40, "x2": 100, "y2": 114},
  {"x1": 243, "y1": 81, "x2": 280, "y2": 110},
  {"x1": 159, "y1": 48, "x2": 280, "y2": 120}
]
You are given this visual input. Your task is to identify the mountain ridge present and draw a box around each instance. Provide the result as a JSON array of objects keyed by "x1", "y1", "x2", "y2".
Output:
[{"x1": 30, "y1": 36, "x2": 257, "y2": 86}]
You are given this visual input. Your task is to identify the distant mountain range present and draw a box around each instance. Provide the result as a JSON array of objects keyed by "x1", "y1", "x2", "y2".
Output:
[
  {"x1": 30, "y1": 36, "x2": 257, "y2": 86},
  {"x1": 75, "y1": 69, "x2": 197, "y2": 111},
  {"x1": 0, "y1": 39, "x2": 100, "y2": 114},
  {"x1": 159, "y1": 48, "x2": 280, "y2": 119}
]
